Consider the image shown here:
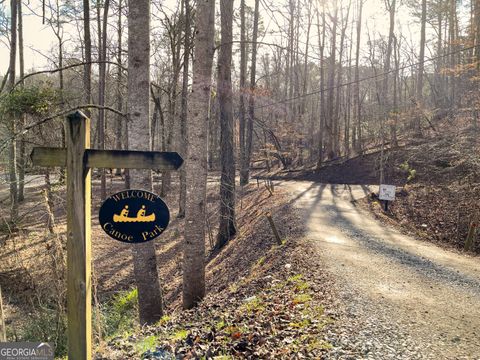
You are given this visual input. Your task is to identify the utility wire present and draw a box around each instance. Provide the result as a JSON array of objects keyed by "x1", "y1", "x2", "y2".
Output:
[{"x1": 254, "y1": 44, "x2": 479, "y2": 109}]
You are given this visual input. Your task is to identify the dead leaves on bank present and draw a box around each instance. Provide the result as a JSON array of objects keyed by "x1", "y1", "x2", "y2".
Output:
[
  {"x1": 109, "y1": 269, "x2": 332, "y2": 359},
  {"x1": 104, "y1": 206, "x2": 334, "y2": 359}
]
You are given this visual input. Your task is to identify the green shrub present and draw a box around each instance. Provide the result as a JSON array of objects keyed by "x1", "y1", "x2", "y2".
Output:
[
  {"x1": 136, "y1": 335, "x2": 157, "y2": 354},
  {"x1": 99, "y1": 288, "x2": 139, "y2": 339},
  {"x1": 20, "y1": 305, "x2": 68, "y2": 358},
  {"x1": 0, "y1": 86, "x2": 60, "y2": 118},
  {"x1": 399, "y1": 161, "x2": 416, "y2": 182}
]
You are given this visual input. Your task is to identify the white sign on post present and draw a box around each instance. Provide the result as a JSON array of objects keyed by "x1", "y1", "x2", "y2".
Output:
[{"x1": 379, "y1": 184, "x2": 396, "y2": 201}]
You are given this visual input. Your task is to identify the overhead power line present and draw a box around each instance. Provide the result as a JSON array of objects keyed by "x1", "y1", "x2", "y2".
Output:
[{"x1": 254, "y1": 44, "x2": 479, "y2": 110}]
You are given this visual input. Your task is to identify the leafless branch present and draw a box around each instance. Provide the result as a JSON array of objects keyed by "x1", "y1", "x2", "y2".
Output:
[{"x1": 13, "y1": 61, "x2": 127, "y2": 90}]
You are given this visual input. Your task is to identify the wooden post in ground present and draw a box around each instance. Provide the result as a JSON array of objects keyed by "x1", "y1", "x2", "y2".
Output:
[
  {"x1": 265, "y1": 212, "x2": 282, "y2": 245},
  {"x1": 31, "y1": 111, "x2": 183, "y2": 359},
  {"x1": 66, "y1": 112, "x2": 92, "y2": 360},
  {"x1": 0, "y1": 285, "x2": 6, "y2": 341}
]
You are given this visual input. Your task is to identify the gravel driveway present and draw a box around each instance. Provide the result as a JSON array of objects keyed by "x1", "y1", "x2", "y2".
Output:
[{"x1": 283, "y1": 181, "x2": 480, "y2": 360}]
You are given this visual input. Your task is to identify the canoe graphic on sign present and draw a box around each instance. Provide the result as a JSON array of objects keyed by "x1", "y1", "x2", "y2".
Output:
[
  {"x1": 99, "y1": 189, "x2": 170, "y2": 243},
  {"x1": 113, "y1": 205, "x2": 156, "y2": 223}
]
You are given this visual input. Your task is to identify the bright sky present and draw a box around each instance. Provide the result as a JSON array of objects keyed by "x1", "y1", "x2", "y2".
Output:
[{"x1": 0, "y1": 0, "x2": 458, "y2": 75}]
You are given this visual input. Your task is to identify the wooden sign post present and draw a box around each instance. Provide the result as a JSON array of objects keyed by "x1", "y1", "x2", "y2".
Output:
[{"x1": 31, "y1": 111, "x2": 183, "y2": 360}]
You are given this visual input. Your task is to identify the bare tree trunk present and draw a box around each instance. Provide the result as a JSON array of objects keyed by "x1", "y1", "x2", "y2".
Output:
[
  {"x1": 8, "y1": 0, "x2": 18, "y2": 223},
  {"x1": 316, "y1": 6, "x2": 326, "y2": 168},
  {"x1": 127, "y1": 0, "x2": 163, "y2": 324},
  {"x1": 415, "y1": 0, "x2": 427, "y2": 135},
  {"x1": 301, "y1": 1, "x2": 313, "y2": 115},
  {"x1": 0, "y1": 286, "x2": 5, "y2": 341},
  {"x1": 391, "y1": 35, "x2": 399, "y2": 147},
  {"x1": 435, "y1": 7, "x2": 444, "y2": 106},
  {"x1": 115, "y1": 0, "x2": 123, "y2": 176},
  {"x1": 162, "y1": 12, "x2": 183, "y2": 198},
  {"x1": 239, "y1": 0, "x2": 248, "y2": 186},
  {"x1": 183, "y1": 0, "x2": 215, "y2": 309},
  {"x1": 151, "y1": 87, "x2": 166, "y2": 153},
  {"x1": 178, "y1": 0, "x2": 191, "y2": 218},
  {"x1": 326, "y1": 1, "x2": 338, "y2": 159},
  {"x1": 83, "y1": 0, "x2": 92, "y2": 112},
  {"x1": 448, "y1": 0, "x2": 456, "y2": 106},
  {"x1": 208, "y1": 98, "x2": 219, "y2": 169},
  {"x1": 475, "y1": 0, "x2": 480, "y2": 68},
  {"x1": 291, "y1": 0, "x2": 300, "y2": 118},
  {"x1": 334, "y1": 2, "x2": 350, "y2": 156},
  {"x1": 151, "y1": 91, "x2": 157, "y2": 153},
  {"x1": 243, "y1": 0, "x2": 260, "y2": 183},
  {"x1": 98, "y1": 0, "x2": 110, "y2": 200},
  {"x1": 380, "y1": 0, "x2": 396, "y2": 184},
  {"x1": 345, "y1": 13, "x2": 354, "y2": 157},
  {"x1": 51, "y1": 0, "x2": 67, "y2": 184},
  {"x1": 284, "y1": 0, "x2": 294, "y2": 104},
  {"x1": 353, "y1": 0, "x2": 363, "y2": 153},
  {"x1": 216, "y1": 0, "x2": 236, "y2": 249},
  {"x1": 382, "y1": 0, "x2": 395, "y2": 110},
  {"x1": 17, "y1": 0, "x2": 26, "y2": 202},
  {"x1": 44, "y1": 172, "x2": 57, "y2": 234},
  {"x1": 287, "y1": 0, "x2": 295, "y2": 113},
  {"x1": 96, "y1": 2, "x2": 102, "y2": 149}
]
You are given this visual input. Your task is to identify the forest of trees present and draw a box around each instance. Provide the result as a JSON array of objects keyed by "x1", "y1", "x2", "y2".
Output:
[{"x1": 1, "y1": 0, "x2": 480, "y2": 328}]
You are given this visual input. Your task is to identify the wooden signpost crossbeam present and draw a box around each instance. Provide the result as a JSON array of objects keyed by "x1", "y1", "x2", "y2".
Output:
[
  {"x1": 30, "y1": 111, "x2": 183, "y2": 360},
  {"x1": 32, "y1": 148, "x2": 183, "y2": 170}
]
